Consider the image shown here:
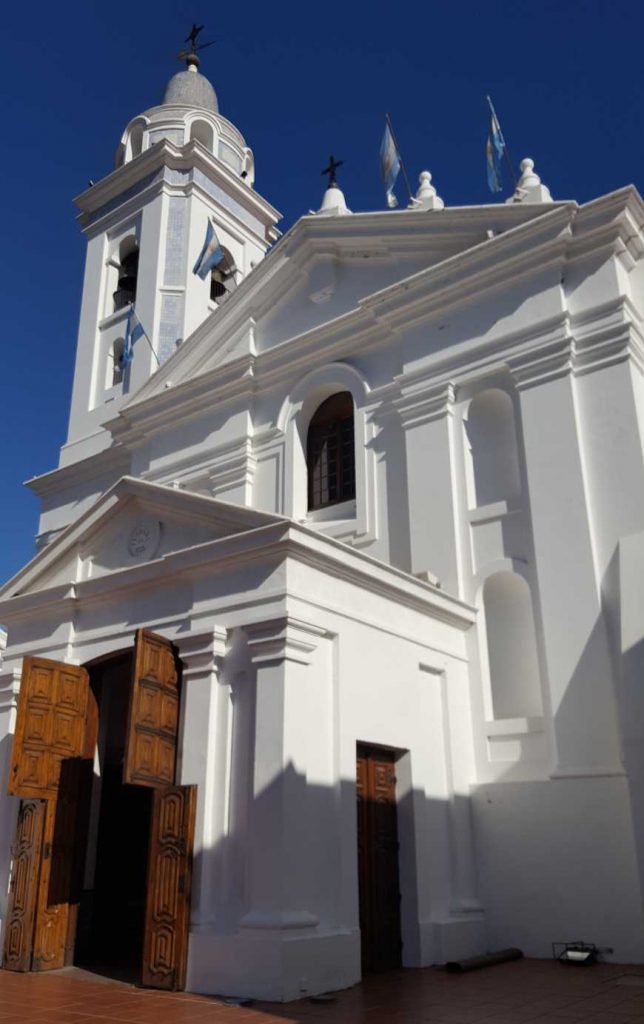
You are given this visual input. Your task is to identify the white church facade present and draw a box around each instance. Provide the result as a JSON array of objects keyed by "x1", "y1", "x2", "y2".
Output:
[{"x1": 2, "y1": 53, "x2": 644, "y2": 1001}]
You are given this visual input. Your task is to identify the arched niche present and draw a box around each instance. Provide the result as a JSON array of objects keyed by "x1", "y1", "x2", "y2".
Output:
[
  {"x1": 189, "y1": 119, "x2": 215, "y2": 151},
  {"x1": 464, "y1": 388, "x2": 521, "y2": 507},
  {"x1": 128, "y1": 121, "x2": 145, "y2": 160},
  {"x1": 483, "y1": 571, "x2": 543, "y2": 719}
]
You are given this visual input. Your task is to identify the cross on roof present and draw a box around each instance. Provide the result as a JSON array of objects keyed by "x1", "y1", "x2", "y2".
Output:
[{"x1": 321, "y1": 155, "x2": 344, "y2": 187}]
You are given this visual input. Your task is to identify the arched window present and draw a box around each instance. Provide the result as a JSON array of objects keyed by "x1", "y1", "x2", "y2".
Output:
[
  {"x1": 109, "y1": 338, "x2": 125, "y2": 387},
  {"x1": 307, "y1": 392, "x2": 356, "y2": 511},
  {"x1": 113, "y1": 238, "x2": 139, "y2": 312},
  {"x1": 189, "y1": 119, "x2": 214, "y2": 151},
  {"x1": 483, "y1": 572, "x2": 543, "y2": 719},
  {"x1": 464, "y1": 388, "x2": 521, "y2": 507},
  {"x1": 210, "y1": 248, "x2": 238, "y2": 303}
]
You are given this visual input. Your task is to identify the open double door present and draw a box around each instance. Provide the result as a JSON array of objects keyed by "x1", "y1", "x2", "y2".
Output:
[{"x1": 2, "y1": 630, "x2": 196, "y2": 990}]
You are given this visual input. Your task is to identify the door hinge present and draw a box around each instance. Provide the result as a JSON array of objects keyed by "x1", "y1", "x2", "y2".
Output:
[{"x1": 43, "y1": 842, "x2": 51, "y2": 860}]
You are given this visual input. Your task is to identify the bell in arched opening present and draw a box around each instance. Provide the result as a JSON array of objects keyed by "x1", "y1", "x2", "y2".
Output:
[
  {"x1": 113, "y1": 247, "x2": 140, "y2": 311},
  {"x1": 210, "y1": 248, "x2": 238, "y2": 303}
]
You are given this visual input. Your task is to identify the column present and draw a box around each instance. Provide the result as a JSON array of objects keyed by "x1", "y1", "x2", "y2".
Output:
[
  {"x1": 240, "y1": 615, "x2": 327, "y2": 931},
  {"x1": 175, "y1": 626, "x2": 227, "y2": 931}
]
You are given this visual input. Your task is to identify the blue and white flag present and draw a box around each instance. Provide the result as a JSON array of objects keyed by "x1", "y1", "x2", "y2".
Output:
[
  {"x1": 486, "y1": 97, "x2": 506, "y2": 193},
  {"x1": 380, "y1": 122, "x2": 401, "y2": 209},
  {"x1": 121, "y1": 304, "x2": 146, "y2": 367},
  {"x1": 193, "y1": 218, "x2": 225, "y2": 280}
]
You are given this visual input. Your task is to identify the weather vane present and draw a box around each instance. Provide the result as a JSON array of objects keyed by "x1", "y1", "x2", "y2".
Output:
[
  {"x1": 322, "y1": 155, "x2": 344, "y2": 188},
  {"x1": 177, "y1": 24, "x2": 215, "y2": 66}
]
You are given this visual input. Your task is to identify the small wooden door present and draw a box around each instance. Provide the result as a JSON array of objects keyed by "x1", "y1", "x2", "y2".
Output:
[
  {"x1": 142, "y1": 785, "x2": 197, "y2": 991},
  {"x1": 356, "y1": 744, "x2": 403, "y2": 974},
  {"x1": 124, "y1": 630, "x2": 181, "y2": 788}
]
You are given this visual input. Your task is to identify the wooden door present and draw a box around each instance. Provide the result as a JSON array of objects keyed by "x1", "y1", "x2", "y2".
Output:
[
  {"x1": 142, "y1": 785, "x2": 197, "y2": 991},
  {"x1": 2, "y1": 800, "x2": 46, "y2": 971},
  {"x1": 9, "y1": 658, "x2": 89, "y2": 799},
  {"x1": 124, "y1": 630, "x2": 194, "y2": 991},
  {"x1": 356, "y1": 744, "x2": 403, "y2": 974},
  {"x1": 124, "y1": 630, "x2": 181, "y2": 788},
  {"x1": 4, "y1": 658, "x2": 93, "y2": 973}
]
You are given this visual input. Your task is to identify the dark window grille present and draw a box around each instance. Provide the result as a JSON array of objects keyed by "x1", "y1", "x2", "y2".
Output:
[{"x1": 307, "y1": 392, "x2": 356, "y2": 511}]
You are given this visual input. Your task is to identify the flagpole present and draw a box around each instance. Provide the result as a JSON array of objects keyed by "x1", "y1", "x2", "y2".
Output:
[
  {"x1": 385, "y1": 113, "x2": 414, "y2": 203},
  {"x1": 486, "y1": 96, "x2": 518, "y2": 189},
  {"x1": 129, "y1": 304, "x2": 160, "y2": 367}
]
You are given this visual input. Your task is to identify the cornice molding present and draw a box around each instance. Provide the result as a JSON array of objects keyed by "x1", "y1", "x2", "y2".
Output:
[
  {"x1": 27, "y1": 445, "x2": 130, "y2": 498},
  {"x1": 208, "y1": 438, "x2": 256, "y2": 499},
  {"x1": 0, "y1": 668, "x2": 20, "y2": 714},
  {"x1": 360, "y1": 206, "x2": 574, "y2": 330},
  {"x1": 508, "y1": 336, "x2": 573, "y2": 390},
  {"x1": 394, "y1": 381, "x2": 456, "y2": 429},
  {"x1": 175, "y1": 625, "x2": 228, "y2": 681},
  {"x1": 75, "y1": 139, "x2": 280, "y2": 232},
  {"x1": 243, "y1": 615, "x2": 329, "y2": 666}
]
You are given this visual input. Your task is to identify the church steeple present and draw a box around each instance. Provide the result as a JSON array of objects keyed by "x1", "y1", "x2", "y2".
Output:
[{"x1": 63, "y1": 39, "x2": 281, "y2": 468}]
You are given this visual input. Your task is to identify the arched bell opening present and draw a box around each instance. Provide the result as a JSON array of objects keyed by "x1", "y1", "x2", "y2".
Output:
[{"x1": 113, "y1": 237, "x2": 139, "y2": 313}]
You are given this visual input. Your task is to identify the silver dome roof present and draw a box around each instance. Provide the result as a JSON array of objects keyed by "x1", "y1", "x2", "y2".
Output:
[{"x1": 162, "y1": 69, "x2": 218, "y2": 112}]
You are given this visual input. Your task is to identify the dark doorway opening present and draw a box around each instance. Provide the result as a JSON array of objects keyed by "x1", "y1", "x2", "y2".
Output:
[
  {"x1": 356, "y1": 742, "x2": 403, "y2": 975},
  {"x1": 74, "y1": 653, "x2": 152, "y2": 981}
]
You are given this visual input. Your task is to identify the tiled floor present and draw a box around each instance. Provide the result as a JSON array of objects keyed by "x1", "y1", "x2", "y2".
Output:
[{"x1": 2, "y1": 960, "x2": 644, "y2": 1024}]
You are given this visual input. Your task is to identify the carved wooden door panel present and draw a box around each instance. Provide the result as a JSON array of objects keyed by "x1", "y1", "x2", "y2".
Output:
[
  {"x1": 4, "y1": 657, "x2": 92, "y2": 973},
  {"x1": 356, "y1": 744, "x2": 402, "y2": 974},
  {"x1": 124, "y1": 630, "x2": 181, "y2": 788},
  {"x1": 9, "y1": 658, "x2": 89, "y2": 799},
  {"x1": 2, "y1": 800, "x2": 46, "y2": 971},
  {"x1": 142, "y1": 785, "x2": 197, "y2": 991}
]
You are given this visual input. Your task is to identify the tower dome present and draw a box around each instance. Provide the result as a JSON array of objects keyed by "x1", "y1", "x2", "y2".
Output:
[
  {"x1": 115, "y1": 52, "x2": 254, "y2": 185},
  {"x1": 162, "y1": 65, "x2": 218, "y2": 113}
]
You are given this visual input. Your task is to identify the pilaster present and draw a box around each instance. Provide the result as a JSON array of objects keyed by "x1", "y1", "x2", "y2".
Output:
[
  {"x1": 175, "y1": 626, "x2": 227, "y2": 930},
  {"x1": 240, "y1": 616, "x2": 327, "y2": 931},
  {"x1": 0, "y1": 666, "x2": 21, "y2": 924},
  {"x1": 508, "y1": 349, "x2": 623, "y2": 776},
  {"x1": 394, "y1": 380, "x2": 465, "y2": 595}
]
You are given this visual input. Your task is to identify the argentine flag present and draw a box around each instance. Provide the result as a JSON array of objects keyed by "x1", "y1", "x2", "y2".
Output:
[
  {"x1": 380, "y1": 123, "x2": 401, "y2": 209},
  {"x1": 193, "y1": 218, "x2": 225, "y2": 280},
  {"x1": 486, "y1": 98, "x2": 505, "y2": 193},
  {"x1": 121, "y1": 305, "x2": 146, "y2": 367}
]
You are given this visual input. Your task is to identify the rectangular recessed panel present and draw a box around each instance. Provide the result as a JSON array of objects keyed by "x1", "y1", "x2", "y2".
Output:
[
  {"x1": 9, "y1": 659, "x2": 89, "y2": 799},
  {"x1": 142, "y1": 785, "x2": 196, "y2": 991},
  {"x1": 2, "y1": 799, "x2": 46, "y2": 971},
  {"x1": 124, "y1": 631, "x2": 181, "y2": 789}
]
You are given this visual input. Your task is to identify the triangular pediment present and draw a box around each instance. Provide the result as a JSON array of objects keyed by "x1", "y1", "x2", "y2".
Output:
[
  {"x1": 121, "y1": 201, "x2": 571, "y2": 411},
  {"x1": 0, "y1": 477, "x2": 286, "y2": 599}
]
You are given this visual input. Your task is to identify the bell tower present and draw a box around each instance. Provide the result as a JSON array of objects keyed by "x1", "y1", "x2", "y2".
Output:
[{"x1": 63, "y1": 42, "x2": 281, "y2": 468}]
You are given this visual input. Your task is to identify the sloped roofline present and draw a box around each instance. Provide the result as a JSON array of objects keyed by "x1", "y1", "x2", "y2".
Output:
[{"x1": 0, "y1": 476, "x2": 288, "y2": 601}]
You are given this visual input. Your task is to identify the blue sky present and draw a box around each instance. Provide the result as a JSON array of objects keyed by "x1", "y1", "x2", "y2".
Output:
[{"x1": 1, "y1": 0, "x2": 643, "y2": 584}]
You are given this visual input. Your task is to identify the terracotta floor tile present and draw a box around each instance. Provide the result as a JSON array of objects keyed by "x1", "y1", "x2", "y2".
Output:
[{"x1": 4, "y1": 962, "x2": 644, "y2": 1024}]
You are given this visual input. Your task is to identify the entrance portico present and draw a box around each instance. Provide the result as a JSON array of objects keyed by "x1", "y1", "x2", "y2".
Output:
[{"x1": 0, "y1": 477, "x2": 482, "y2": 1001}]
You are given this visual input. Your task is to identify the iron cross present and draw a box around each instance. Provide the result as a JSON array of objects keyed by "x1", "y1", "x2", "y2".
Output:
[
  {"x1": 321, "y1": 155, "x2": 344, "y2": 187},
  {"x1": 185, "y1": 24, "x2": 204, "y2": 53}
]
